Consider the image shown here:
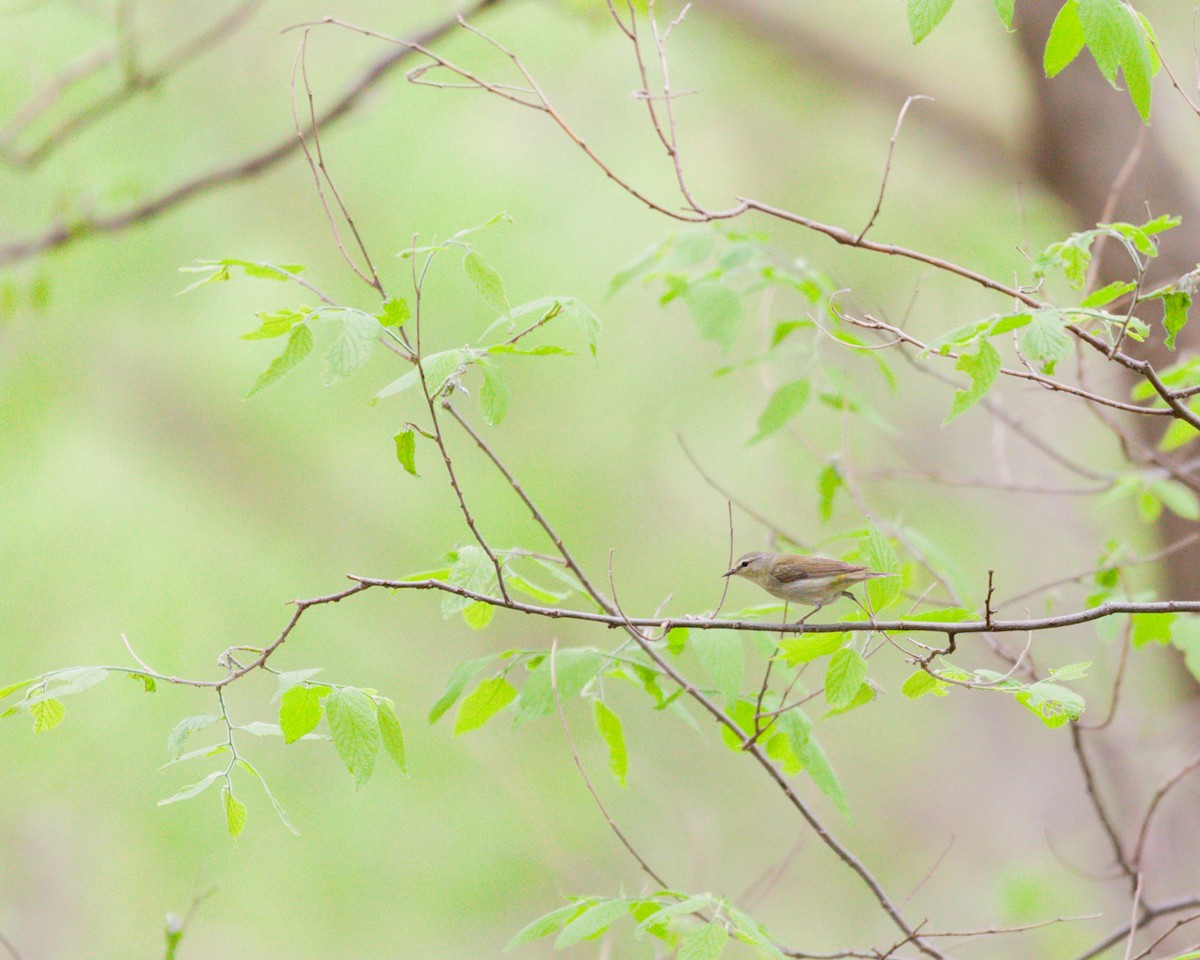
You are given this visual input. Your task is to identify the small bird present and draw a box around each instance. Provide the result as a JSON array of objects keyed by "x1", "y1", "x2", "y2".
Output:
[{"x1": 723, "y1": 551, "x2": 894, "y2": 622}]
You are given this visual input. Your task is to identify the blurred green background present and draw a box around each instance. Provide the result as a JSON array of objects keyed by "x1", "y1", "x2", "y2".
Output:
[{"x1": 2, "y1": 1, "x2": 1198, "y2": 958}]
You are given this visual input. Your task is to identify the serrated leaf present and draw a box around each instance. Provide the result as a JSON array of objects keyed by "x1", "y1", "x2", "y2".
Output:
[
  {"x1": 824, "y1": 649, "x2": 868, "y2": 709},
  {"x1": 478, "y1": 359, "x2": 510, "y2": 425},
  {"x1": 378, "y1": 297, "x2": 410, "y2": 327},
  {"x1": 167, "y1": 715, "x2": 217, "y2": 758},
  {"x1": 944, "y1": 339, "x2": 1001, "y2": 422},
  {"x1": 429, "y1": 654, "x2": 499, "y2": 723},
  {"x1": 749, "y1": 380, "x2": 809, "y2": 444},
  {"x1": 224, "y1": 788, "x2": 247, "y2": 838},
  {"x1": 860, "y1": 525, "x2": 901, "y2": 611},
  {"x1": 325, "y1": 310, "x2": 383, "y2": 384},
  {"x1": 443, "y1": 545, "x2": 497, "y2": 618},
  {"x1": 908, "y1": 0, "x2": 955, "y2": 43},
  {"x1": 158, "y1": 770, "x2": 223, "y2": 806},
  {"x1": 1162, "y1": 291, "x2": 1191, "y2": 350},
  {"x1": 462, "y1": 600, "x2": 494, "y2": 631},
  {"x1": 692, "y1": 631, "x2": 744, "y2": 704},
  {"x1": 1078, "y1": 0, "x2": 1124, "y2": 83},
  {"x1": 797, "y1": 735, "x2": 848, "y2": 815},
  {"x1": 901, "y1": 670, "x2": 948, "y2": 699},
  {"x1": 325, "y1": 688, "x2": 380, "y2": 787},
  {"x1": 679, "y1": 921, "x2": 728, "y2": 960},
  {"x1": 31, "y1": 697, "x2": 64, "y2": 732},
  {"x1": 821, "y1": 681, "x2": 875, "y2": 718},
  {"x1": 684, "y1": 281, "x2": 741, "y2": 352},
  {"x1": 241, "y1": 308, "x2": 308, "y2": 340},
  {"x1": 271, "y1": 668, "x2": 325, "y2": 703},
  {"x1": 463, "y1": 250, "x2": 509, "y2": 313},
  {"x1": 393, "y1": 428, "x2": 418, "y2": 476},
  {"x1": 505, "y1": 571, "x2": 568, "y2": 604},
  {"x1": 593, "y1": 700, "x2": 628, "y2": 787},
  {"x1": 515, "y1": 649, "x2": 604, "y2": 725},
  {"x1": 506, "y1": 902, "x2": 591, "y2": 951},
  {"x1": 376, "y1": 700, "x2": 406, "y2": 773},
  {"x1": 779, "y1": 632, "x2": 849, "y2": 665},
  {"x1": 1015, "y1": 681, "x2": 1085, "y2": 726},
  {"x1": 1045, "y1": 0, "x2": 1085, "y2": 76},
  {"x1": 555, "y1": 898, "x2": 630, "y2": 948},
  {"x1": 454, "y1": 677, "x2": 518, "y2": 735},
  {"x1": 1082, "y1": 280, "x2": 1136, "y2": 309},
  {"x1": 1050, "y1": 661, "x2": 1092, "y2": 681},
  {"x1": 1133, "y1": 612, "x2": 1176, "y2": 648},
  {"x1": 246, "y1": 324, "x2": 313, "y2": 397},
  {"x1": 280, "y1": 685, "x2": 323, "y2": 744}
]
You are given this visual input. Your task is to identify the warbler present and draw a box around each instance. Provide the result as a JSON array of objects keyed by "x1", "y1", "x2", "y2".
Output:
[{"x1": 723, "y1": 551, "x2": 893, "y2": 620}]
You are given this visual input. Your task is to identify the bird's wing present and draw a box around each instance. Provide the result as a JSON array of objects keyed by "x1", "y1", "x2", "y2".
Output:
[{"x1": 773, "y1": 555, "x2": 868, "y2": 583}]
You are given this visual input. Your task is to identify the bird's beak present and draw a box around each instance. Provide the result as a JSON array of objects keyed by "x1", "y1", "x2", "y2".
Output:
[{"x1": 722, "y1": 567, "x2": 736, "y2": 579}]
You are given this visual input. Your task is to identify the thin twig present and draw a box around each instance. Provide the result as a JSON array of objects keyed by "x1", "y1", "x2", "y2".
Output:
[
  {"x1": 1131, "y1": 749, "x2": 1200, "y2": 868},
  {"x1": 856, "y1": 94, "x2": 932, "y2": 242},
  {"x1": 548, "y1": 639, "x2": 669, "y2": 887}
]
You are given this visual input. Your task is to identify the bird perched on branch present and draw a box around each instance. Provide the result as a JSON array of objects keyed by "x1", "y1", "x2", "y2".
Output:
[{"x1": 723, "y1": 551, "x2": 893, "y2": 622}]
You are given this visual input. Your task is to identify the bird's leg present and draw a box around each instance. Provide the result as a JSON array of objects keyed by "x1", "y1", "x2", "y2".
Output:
[
  {"x1": 846, "y1": 591, "x2": 878, "y2": 630},
  {"x1": 796, "y1": 602, "x2": 823, "y2": 629}
]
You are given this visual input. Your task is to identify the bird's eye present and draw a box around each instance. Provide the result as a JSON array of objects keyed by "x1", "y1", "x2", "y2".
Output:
[{"x1": 740, "y1": 560, "x2": 750, "y2": 569}]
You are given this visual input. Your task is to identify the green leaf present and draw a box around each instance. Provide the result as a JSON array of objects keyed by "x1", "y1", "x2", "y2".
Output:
[
  {"x1": 1162, "y1": 291, "x2": 1191, "y2": 350},
  {"x1": 515, "y1": 649, "x2": 604, "y2": 725},
  {"x1": 683, "y1": 282, "x2": 741, "y2": 352},
  {"x1": 1049, "y1": 662, "x2": 1092, "y2": 681},
  {"x1": 378, "y1": 297, "x2": 410, "y2": 327},
  {"x1": 749, "y1": 380, "x2": 809, "y2": 444},
  {"x1": 506, "y1": 902, "x2": 591, "y2": 950},
  {"x1": 393, "y1": 428, "x2": 418, "y2": 476},
  {"x1": 324, "y1": 688, "x2": 380, "y2": 788},
  {"x1": 859, "y1": 525, "x2": 901, "y2": 611},
  {"x1": 462, "y1": 600, "x2": 494, "y2": 631},
  {"x1": 1171, "y1": 617, "x2": 1200, "y2": 684},
  {"x1": 944, "y1": 339, "x2": 1001, "y2": 423},
  {"x1": 1152, "y1": 480, "x2": 1200, "y2": 520},
  {"x1": 128, "y1": 672, "x2": 156, "y2": 692},
  {"x1": 0, "y1": 677, "x2": 38, "y2": 702},
  {"x1": 463, "y1": 250, "x2": 509, "y2": 313},
  {"x1": 280, "y1": 685, "x2": 323, "y2": 744},
  {"x1": 325, "y1": 310, "x2": 383, "y2": 384},
  {"x1": 822, "y1": 681, "x2": 875, "y2": 718},
  {"x1": 1078, "y1": 0, "x2": 1125, "y2": 83},
  {"x1": 797, "y1": 735, "x2": 848, "y2": 815},
  {"x1": 1045, "y1": 0, "x2": 1085, "y2": 76},
  {"x1": 555, "y1": 898, "x2": 630, "y2": 948},
  {"x1": 443, "y1": 545, "x2": 497, "y2": 618},
  {"x1": 223, "y1": 788, "x2": 247, "y2": 838},
  {"x1": 907, "y1": 0, "x2": 955, "y2": 42},
  {"x1": 31, "y1": 697, "x2": 64, "y2": 732},
  {"x1": 1015, "y1": 681, "x2": 1085, "y2": 726},
  {"x1": 479, "y1": 359, "x2": 510, "y2": 426},
  {"x1": 158, "y1": 770, "x2": 224, "y2": 806},
  {"x1": 692, "y1": 631, "x2": 744, "y2": 704},
  {"x1": 236, "y1": 758, "x2": 300, "y2": 835},
  {"x1": 487, "y1": 343, "x2": 573, "y2": 357},
  {"x1": 1081, "y1": 280, "x2": 1136, "y2": 309},
  {"x1": 246, "y1": 324, "x2": 313, "y2": 397},
  {"x1": 428, "y1": 655, "x2": 499, "y2": 723},
  {"x1": 779, "y1": 632, "x2": 849, "y2": 665},
  {"x1": 901, "y1": 670, "x2": 948, "y2": 699},
  {"x1": 454, "y1": 677, "x2": 518, "y2": 735},
  {"x1": 167, "y1": 715, "x2": 217, "y2": 758},
  {"x1": 824, "y1": 649, "x2": 868, "y2": 709},
  {"x1": 817, "y1": 464, "x2": 842, "y2": 522},
  {"x1": 1132, "y1": 612, "x2": 1176, "y2": 648},
  {"x1": 678, "y1": 921, "x2": 728, "y2": 960},
  {"x1": 271, "y1": 668, "x2": 325, "y2": 702},
  {"x1": 241, "y1": 307, "x2": 308, "y2": 340},
  {"x1": 991, "y1": 0, "x2": 1014, "y2": 28},
  {"x1": 376, "y1": 700, "x2": 407, "y2": 773},
  {"x1": 1022, "y1": 310, "x2": 1073, "y2": 374},
  {"x1": 666, "y1": 627, "x2": 688, "y2": 657},
  {"x1": 593, "y1": 700, "x2": 628, "y2": 787}
]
